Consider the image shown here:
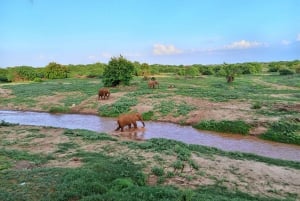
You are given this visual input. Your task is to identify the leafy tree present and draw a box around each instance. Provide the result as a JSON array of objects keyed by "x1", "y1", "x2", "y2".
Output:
[
  {"x1": 220, "y1": 63, "x2": 240, "y2": 83},
  {"x1": 44, "y1": 62, "x2": 70, "y2": 79},
  {"x1": 240, "y1": 62, "x2": 262, "y2": 74},
  {"x1": 140, "y1": 63, "x2": 150, "y2": 77},
  {"x1": 102, "y1": 55, "x2": 135, "y2": 86},
  {"x1": 184, "y1": 66, "x2": 199, "y2": 78},
  {"x1": 268, "y1": 62, "x2": 281, "y2": 72}
]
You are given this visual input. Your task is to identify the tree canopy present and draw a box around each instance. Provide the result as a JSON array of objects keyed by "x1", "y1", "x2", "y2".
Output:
[{"x1": 102, "y1": 56, "x2": 135, "y2": 86}]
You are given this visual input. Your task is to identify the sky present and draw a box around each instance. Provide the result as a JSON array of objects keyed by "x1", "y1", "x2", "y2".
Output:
[{"x1": 0, "y1": 0, "x2": 300, "y2": 67}]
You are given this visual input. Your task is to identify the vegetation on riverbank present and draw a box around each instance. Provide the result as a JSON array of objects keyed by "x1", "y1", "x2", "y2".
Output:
[
  {"x1": 0, "y1": 124, "x2": 299, "y2": 200},
  {"x1": 1, "y1": 71, "x2": 299, "y2": 144}
]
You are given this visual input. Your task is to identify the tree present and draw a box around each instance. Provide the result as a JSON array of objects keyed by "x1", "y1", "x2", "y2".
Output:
[
  {"x1": 102, "y1": 55, "x2": 135, "y2": 87},
  {"x1": 184, "y1": 66, "x2": 199, "y2": 78},
  {"x1": 44, "y1": 62, "x2": 69, "y2": 79},
  {"x1": 219, "y1": 63, "x2": 240, "y2": 83}
]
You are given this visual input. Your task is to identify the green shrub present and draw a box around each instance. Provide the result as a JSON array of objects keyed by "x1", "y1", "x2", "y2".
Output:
[
  {"x1": 44, "y1": 62, "x2": 70, "y2": 79},
  {"x1": 111, "y1": 178, "x2": 134, "y2": 191},
  {"x1": 172, "y1": 160, "x2": 184, "y2": 170},
  {"x1": 49, "y1": 106, "x2": 70, "y2": 113},
  {"x1": 151, "y1": 166, "x2": 164, "y2": 176},
  {"x1": 260, "y1": 121, "x2": 300, "y2": 145},
  {"x1": 142, "y1": 111, "x2": 154, "y2": 121},
  {"x1": 33, "y1": 77, "x2": 43, "y2": 82},
  {"x1": 102, "y1": 55, "x2": 135, "y2": 87},
  {"x1": 251, "y1": 102, "x2": 262, "y2": 109},
  {"x1": 193, "y1": 120, "x2": 251, "y2": 135},
  {"x1": 0, "y1": 120, "x2": 18, "y2": 126},
  {"x1": 279, "y1": 68, "x2": 294, "y2": 75}
]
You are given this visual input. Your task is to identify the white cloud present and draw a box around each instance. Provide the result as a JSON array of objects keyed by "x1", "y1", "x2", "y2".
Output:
[
  {"x1": 297, "y1": 34, "x2": 300, "y2": 41},
  {"x1": 224, "y1": 40, "x2": 263, "y2": 50},
  {"x1": 281, "y1": 40, "x2": 291, "y2": 45},
  {"x1": 153, "y1": 44, "x2": 183, "y2": 55}
]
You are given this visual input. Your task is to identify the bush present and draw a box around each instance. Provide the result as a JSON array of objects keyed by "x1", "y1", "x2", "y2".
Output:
[
  {"x1": 142, "y1": 111, "x2": 154, "y2": 121},
  {"x1": 7, "y1": 66, "x2": 38, "y2": 81},
  {"x1": 44, "y1": 62, "x2": 70, "y2": 79},
  {"x1": 260, "y1": 121, "x2": 300, "y2": 145},
  {"x1": 49, "y1": 106, "x2": 70, "y2": 113},
  {"x1": 279, "y1": 68, "x2": 294, "y2": 75},
  {"x1": 102, "y1": 55, "x2": 135, "y2": 87},
  {"x1": 251, "y1": 102, "x2": 262, "y2": 109},
  {"x1": 193, "y1": 120, "x2": 251, "y2": 135},
  {"x1": 151, "y1": 166, "x2": 164, "y2": 176}
]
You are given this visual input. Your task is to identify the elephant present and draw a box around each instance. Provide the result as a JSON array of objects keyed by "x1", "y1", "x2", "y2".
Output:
[
  {"x1": 148, "y1": 80, "x2": 159, "y2": 89},
  {"x1": 98, "y1": 88, "x2": 110, "y2": 100},
  {"x1": 115, "y1": 112, "x2": 145, "y2": 132}
]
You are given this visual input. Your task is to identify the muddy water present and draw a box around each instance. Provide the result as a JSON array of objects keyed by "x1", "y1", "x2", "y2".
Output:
[{"x1": 1, "y1": 110, "x2": 300, "y2": 161}]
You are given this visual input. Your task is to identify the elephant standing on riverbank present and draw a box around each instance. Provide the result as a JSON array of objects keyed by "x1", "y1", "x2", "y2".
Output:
[
  {"x1": 148, "y1": 80, "x2": 159, "y2": 89},
  {"x1": 98, "y1": 88, "x2": 110, "y2": 100},
  {"x1": 115, "y1": 112, "x2": 145, "y2": 132}
]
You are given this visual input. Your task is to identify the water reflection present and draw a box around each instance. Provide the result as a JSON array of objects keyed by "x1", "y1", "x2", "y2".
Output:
[{"x1": 1, "y1": 110, "x2": 299, "y2": 161}]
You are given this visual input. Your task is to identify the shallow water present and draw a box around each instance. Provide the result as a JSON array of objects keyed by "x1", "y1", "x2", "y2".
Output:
[{"x1": 1, "y1": 110, "x2": 300, "y2": 161}]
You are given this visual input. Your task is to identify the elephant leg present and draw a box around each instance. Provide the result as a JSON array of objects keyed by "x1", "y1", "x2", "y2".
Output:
[
  {"x1": 115, "y1": 126, "x2": 121, "y2": 131},
  {"x1": 133, "y1": 122, "x2": 137, "y2": 128}
]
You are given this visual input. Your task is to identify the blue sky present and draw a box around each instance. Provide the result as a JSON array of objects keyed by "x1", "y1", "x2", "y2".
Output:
[{"x1": 0, "y1": 0, "x2": 299, "y2": 67}]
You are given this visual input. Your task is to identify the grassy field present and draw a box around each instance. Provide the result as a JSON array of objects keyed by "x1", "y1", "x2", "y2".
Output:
[
  {"x1": 0, "y1": 73, "x2": 299, "y2": 144},
  {"x1": 1, "y1": 73, "x2": 300, "y2": 200},
  {"x1": 0, "y1": 123, "x2": 299, "y2": 201}
]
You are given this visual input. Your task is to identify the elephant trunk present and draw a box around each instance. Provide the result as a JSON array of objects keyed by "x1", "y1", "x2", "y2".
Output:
[{"x1": 140, "y1": 120, "x2": 145, "y2": 127}]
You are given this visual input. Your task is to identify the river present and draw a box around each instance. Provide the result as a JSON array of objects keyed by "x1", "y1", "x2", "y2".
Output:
[{"x1": 1, "y1": 110, "x2": 299, "y2": 161}]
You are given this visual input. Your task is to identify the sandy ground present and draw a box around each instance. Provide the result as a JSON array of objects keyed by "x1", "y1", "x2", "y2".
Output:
[{"x1": 0, "y1": 125, "x2": 299, "y2": 200}]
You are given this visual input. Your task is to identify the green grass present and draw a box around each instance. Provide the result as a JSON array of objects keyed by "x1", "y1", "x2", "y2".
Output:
[
  {"x1": 154, "y1": 100, "x2": 196, "y2": 117},
  {"x1": 98, "y1": 97, "x2": 138, "y2": 117},
  {"x1": 193, "y1": 120, "x2": 251, "y2": 135},
  {"x1": 260, "y1": 120, "x2": 300, "y2": 145},
  {"x1": 63, "y1": 129, "x2": 117, "y2": 141},
  {"x1": 0, "y1": 149, "x2": 54, "y2": 167},
  {"x1": 56, "y1": 142, "x2": 79, "y2": 153}
]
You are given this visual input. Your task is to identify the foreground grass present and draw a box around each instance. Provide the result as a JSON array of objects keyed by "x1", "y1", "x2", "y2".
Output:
[{"x1": 0, "y1": 124, "x2": 299, "y2": 201}]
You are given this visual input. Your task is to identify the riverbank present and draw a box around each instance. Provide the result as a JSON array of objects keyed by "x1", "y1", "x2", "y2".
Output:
[{"x1": 1, "y1": 124, "x2": 300, "y2": 200}]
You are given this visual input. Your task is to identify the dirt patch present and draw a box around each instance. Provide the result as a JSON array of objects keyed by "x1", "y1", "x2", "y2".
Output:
[
  {"x1": 14, "y1": 160, "x2": 37, "y2": 170},
  {"x1": 273, "y1": 103, "x2": 300, "y2": 113},
  {"x1": 0, "y1": 88, "x2": 14, "y2": 98}
]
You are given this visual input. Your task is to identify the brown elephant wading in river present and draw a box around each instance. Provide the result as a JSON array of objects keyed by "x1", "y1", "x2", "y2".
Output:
[
  {"x1": 148, "y1": 80, "x2": 159, "y2": 89},
  {"x1": 115, "y1": 112, "x2": 145, "y2": 132},
  {"x1": 98, "y1": 88, "x2": 110, "y2": 100}
]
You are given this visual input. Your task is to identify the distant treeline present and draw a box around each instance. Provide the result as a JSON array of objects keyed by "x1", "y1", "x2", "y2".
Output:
[{"x1": 0, "y1": 60, "x2": 299, "y2": 83}]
